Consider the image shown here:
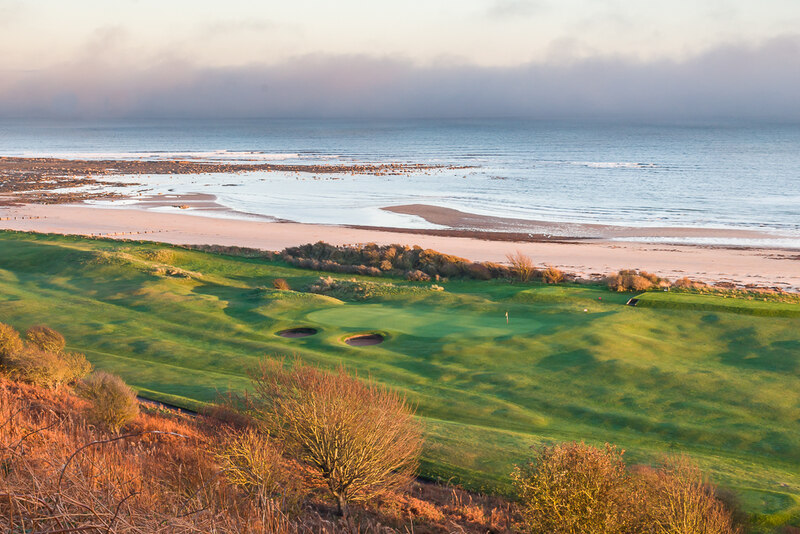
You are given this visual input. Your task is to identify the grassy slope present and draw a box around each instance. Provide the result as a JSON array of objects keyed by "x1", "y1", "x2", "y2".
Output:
[{"x1": 0, "y1": 231, "x2": 799, "y2": 524}]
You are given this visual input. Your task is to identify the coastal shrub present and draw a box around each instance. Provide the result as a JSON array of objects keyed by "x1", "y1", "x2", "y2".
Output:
[
  {"x1": 25, "y1": 325, "x2": 66, "y2": 353},
  {"x1": 483, "y1": 261, "x2": 512, "y2": 279},
  {"x1": 467, "y1": 262, "x2": 492, "y2": 280},
  {"x1": 250, "y1": 359, "x2": 423, "y2": 516},
  {"x1": 214, "y1": 428, "x2": 303, "y2": 508},
  {"x1": 79, "y1": 371, "x2": 140, "y2": 433},
  {"x1": 272, "y1": 278, "x2": 290, "y2": 290},
  {"x1": 674, "y1": 277, "x2": 708, "y2": 290},
  {"x1": 607, "y1": 269, "x2": 669, "y2": 292},
  {"x1": 5, "y1": 347, "x2": 73, "y2": 388},
  {"x1": 511, "y1": 442, "x2": 640, "y2": 534},
  {"x1": 507, "y1": 251, "x2": 537, "y2": 282},
  {"x1": 355, "y1": 264, "x2": 382, "y2": 276},
  {"x1": 406, "y1": 269, "x2": 431, "y2": 281},
  {"x1": 282, "y1": 242, "x2": 504, "y2": 280},
  {"x1": 0, "y1": 322, "x2": 23, "y2": 365},
  {"x1": 541, "y1": 266, "x2": 565, "y2": 284},
  {"x1": 308, "y1": 276, "x2": 376, "y2": 300}
]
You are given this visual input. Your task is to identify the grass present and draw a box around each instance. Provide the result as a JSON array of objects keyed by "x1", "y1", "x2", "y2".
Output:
[{"x1": 0, "y1": 230, "x2": 799, "y2": 525}]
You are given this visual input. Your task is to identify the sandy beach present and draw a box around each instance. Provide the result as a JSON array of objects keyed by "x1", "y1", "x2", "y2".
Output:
[
  {"x1": 383, "y1": 204, "x2": 776, "y2": 239},
  {"x1": 1, "y1": 201, "x2": 798, "y2": 291}
]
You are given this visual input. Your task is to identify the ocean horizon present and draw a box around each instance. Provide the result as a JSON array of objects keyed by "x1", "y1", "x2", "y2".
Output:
[{"x1": 2, "y1": 118, "x2": 799, "y2": 246}]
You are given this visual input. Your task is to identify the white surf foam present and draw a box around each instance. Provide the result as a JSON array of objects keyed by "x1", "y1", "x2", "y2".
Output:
[{"x1": 10, "y1": 150, "x2": 321, "y2": 162}]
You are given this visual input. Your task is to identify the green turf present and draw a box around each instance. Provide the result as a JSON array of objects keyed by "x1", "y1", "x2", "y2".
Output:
[{"x1": 1, "y1": 230, "x2": 799, "y2": 524}]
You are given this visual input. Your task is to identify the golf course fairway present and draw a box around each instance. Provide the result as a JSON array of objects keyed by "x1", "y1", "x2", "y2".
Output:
[{"x1": 1, "y1": 230, "x2": 799, "y2": 525}]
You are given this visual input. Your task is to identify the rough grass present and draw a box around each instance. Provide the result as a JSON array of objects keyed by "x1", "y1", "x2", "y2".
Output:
[
  {"x1": 0, "y1": 231, "x2": 799, "y2": 525},
  {"x1": 0, "y1": 377, "x2": 515, "y2": 533}
]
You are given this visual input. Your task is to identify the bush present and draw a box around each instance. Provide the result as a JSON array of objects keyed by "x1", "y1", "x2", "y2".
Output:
[
  {"x1": 511, "y1": 442, "x2": 640, "y2": 534},
  {"x1": 607, "y1": 270, "x2": 669, "y2": 292},
  {"x1": 63, "y1": 352, "x2": 93, "y2": 383},
  {"x1": 5, "y1": 347, "x2": 72, "y2": 388},
  {"x1": 25, "y1": 325, "x2": 66, "y2": 353},
  {"x1": 308, "y1": 276, "x2": 377, "y2": 300},
  {"x1": 483, "y1": 261, "x2": 512, "y2": 279},
  {"x1": 674, "y1": 277, "x2": 707, "y2": 290},
  {"x1": 507, "y1": 251, "x2": 537, "y2": 282},
  {"x1": 251, "y1": 359, "x2": 423, "y2": 516},
  {"x1": 79, "y1": 371, "x2": 140, "y2": 433},
  {"x1": 282, "y1": 242, "x2": 500, "y2": 280},
  {"x1": 272, "y1": 278, "x2": 290, "y2": 290},
  {"x1": 0, "y1": 322, "x2": 23, "y2": 365},
  {"x1": 640, "y1": 457, "x2": 743, "y2": 534},
  {"x1": 541, "y1": 266, "x2": 564, "y2": 284},
  {"x1": 467, "y1": 263, "x2": 492, "y2": 280},
  {"x1": 512, "y1": 443, "x2": 742, "y2": 534},
  {"x1": 214, "y1": 428, "x2": 302, "y2": 508},
  {"x1": 2, "y1": 325, "x2": 90, "y2": 387},
  {"x1": 405, "y1": 269, "x2": 431, "y2": 282}
]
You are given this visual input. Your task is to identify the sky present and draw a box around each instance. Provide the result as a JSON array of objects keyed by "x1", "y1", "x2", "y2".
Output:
[{"x1": 1, "y1": 0, "x2": 799, "y2": 120}]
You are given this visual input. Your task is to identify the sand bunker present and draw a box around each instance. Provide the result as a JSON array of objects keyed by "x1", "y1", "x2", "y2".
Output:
[
  {"x1": 276, "y1": 327, "x2": 318, "y2": 338},
  {"x1": 344, "y1": 333, "x2": 385, "y2": 346}
]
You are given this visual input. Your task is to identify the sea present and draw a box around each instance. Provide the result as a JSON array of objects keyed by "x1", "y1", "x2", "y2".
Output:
[{"x1": 1, "y1": 118, "x2": 799, "y2": 247}]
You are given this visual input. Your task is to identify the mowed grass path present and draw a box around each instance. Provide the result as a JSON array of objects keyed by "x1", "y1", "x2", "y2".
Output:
[{"x1": 1, "y1": 231, "x2": 799, "y2": 522}]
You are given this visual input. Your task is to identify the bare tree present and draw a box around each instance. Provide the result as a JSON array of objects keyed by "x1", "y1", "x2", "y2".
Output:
[{"x1": 251, "y1": 359, "x2": 423, "y2": 516}]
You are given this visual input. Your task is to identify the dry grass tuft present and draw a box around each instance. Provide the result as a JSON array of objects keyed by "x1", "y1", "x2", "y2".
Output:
[
  {"x1": 79, "y1": 371, "x2": 140, "y2": 433},
  {"x1": 273, "y1": 278, "x2": 291, "y2": 290},
  {"x1": 541, "y1": 266, "x2": 565, "y2": 284},
  {"x1": 506, "y1": 251, "x2": 537, "y2": 282}
]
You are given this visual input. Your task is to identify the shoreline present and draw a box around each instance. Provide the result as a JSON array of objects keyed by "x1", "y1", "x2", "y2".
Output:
[
  {"x1": 1, "y1": 201, "x2": 799, "y2": 292},
  {"x1": 383, "y1": 204, "x2": 781, "y2": 240}
]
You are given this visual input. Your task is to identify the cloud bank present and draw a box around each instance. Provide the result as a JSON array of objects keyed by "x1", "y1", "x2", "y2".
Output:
[{"x1": 1, "y1": 35, "x2": 799, "y2": 121}]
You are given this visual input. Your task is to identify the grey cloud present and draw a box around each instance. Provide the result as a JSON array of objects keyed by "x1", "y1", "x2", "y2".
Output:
[{"x1": 1, "y1": 35, "x2": 799, "y2": 121}]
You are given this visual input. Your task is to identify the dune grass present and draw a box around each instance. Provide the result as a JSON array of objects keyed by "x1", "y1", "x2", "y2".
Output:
[{"x1": 0, "y1": 230, "x2": 799, "y2": 524}]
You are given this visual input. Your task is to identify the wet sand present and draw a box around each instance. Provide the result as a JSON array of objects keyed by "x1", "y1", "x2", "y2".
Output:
[
  {"x1": 383, "y1": 204, "x2": 777, "y2": 240},
  {"x1": 2, "y1": 202, "x2": 798, "y2": 291}
]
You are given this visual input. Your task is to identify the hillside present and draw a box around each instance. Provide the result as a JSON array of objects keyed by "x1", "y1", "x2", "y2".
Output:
[{"x1": 0, "y1": 230, "x2": 799, "y2": 525}]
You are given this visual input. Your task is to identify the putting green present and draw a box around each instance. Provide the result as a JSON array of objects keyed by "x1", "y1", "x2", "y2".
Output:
[{"x1": 307, "y1": 303, "x2": 545, "y2": 338}]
